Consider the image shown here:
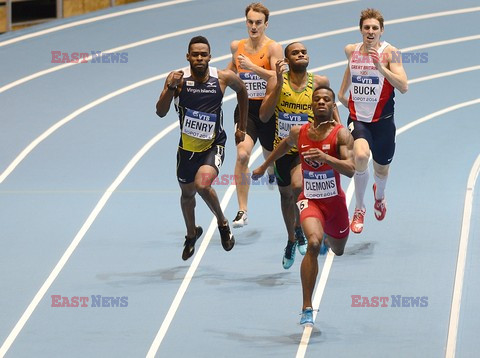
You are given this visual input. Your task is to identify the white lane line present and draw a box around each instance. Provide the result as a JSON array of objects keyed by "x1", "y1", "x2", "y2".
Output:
[
  {"x1": 145, "y1": 147, "x2": 262, "y2": 358},
  {"x1": 295, "y1": 98, "x2": 480, "y2": 358},
  {"x1": 408, "y1": 66, "x2": 480, "y2": 85},
  {"x1": 0, "y1": 121, "x2": 179, "y2": 358},
  {"x1": 0, "y1": 53, "x2": 235, "y2": 185},
  {"x1": 0, "y1": 89, "x2": 241, "y2": 356},
  {"x1": 279, "y1": 7, "x2": 480, "y2": 44},
  {"x1": 0, "y1": 0, "x2": 193, "y2": 48},
  {"x1": 3, "y1": 4, "x2": 478, "y2": 95},
  {"x1": 0, "y1": 66, "x2": 477, "y2": 356},
  {"x1": 0, "y1": 0, "x2": 357, "y2": 94},
  {"x1": 309, "y1": 35, "x2": 480, "y2": 74},
  {"x1": 445, "y1": 154, "x2": 480, "y2": 358},
  {"x1": 2, "y1": 32, "x2": 479, "y2": 185}
]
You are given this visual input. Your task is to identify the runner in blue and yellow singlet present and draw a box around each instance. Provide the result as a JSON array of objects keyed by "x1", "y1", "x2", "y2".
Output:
[
  {"x1": 156, "y1": 36, "x2": 248, "y2": 261},
  {"x1": 258, "y1": 42, "x2": 339, "y2": 269}
]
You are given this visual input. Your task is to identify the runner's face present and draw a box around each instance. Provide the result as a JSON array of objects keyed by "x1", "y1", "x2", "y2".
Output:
[
  {"x1": 312, "y1": 89, "x2": 334, "y2": 118},
  {"x1": 286, "y1": 43, "x2": 309, "y2": 70},
  {"x1": 361, "y1": 18, "x2": 383, "y2": 48},
  {"x1": 187, "y1": 43, "x2": 211, "y2": 75},
  {"x1": 246, "y1": 10, "x2": 267, "y2": 39}
]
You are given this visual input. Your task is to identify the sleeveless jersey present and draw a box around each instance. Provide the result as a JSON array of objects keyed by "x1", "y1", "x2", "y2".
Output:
[
  {"x1": 174, "y1": 66, "x2": 225, "y2": 152},
  {"x1": 274, "y1": 72, "x2": 314, "y2": 154},
  {"x1": 235, "y1": 39, "x2": 273, "y2": 100},
  {"x1": 348, "y1": 42, "x2": 395, "y2": 123},
  {"x1": 298, "y1": 123, "x2": 345, "y2": 200}
]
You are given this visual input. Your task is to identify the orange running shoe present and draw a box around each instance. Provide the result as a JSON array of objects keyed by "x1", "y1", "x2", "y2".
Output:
[{"x1": 350, "y1": 208, "x2": 366, "y2": 234}]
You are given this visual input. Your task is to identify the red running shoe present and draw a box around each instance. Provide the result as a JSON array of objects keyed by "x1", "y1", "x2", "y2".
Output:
[
  {"x1": 350, "y1": 208, "x2": 366, "y2": 234},
  {"x1": 373, "y1": 184, "x2": 387, "y2": 221}
]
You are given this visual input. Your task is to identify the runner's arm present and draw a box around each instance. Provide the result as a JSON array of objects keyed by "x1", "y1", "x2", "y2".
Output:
[
  {"x1": 252, "y1": 125, "x2": 300, "y2": 179},
  {"x1": 259, "y1": 59, "x2": 286, "y2": 122},
  {"x1": 302, "y1": 127, "x2": 355, "y2": 177},
  {"x1": 338, "y1": 44, "x2": 355, "y2": 108},
  {"x1": 156, "y1": 71, "x2": 183, "y2": 117}
]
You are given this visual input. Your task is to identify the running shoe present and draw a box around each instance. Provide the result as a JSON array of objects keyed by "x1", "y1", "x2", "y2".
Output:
[
  {"x1": 350, "y1": 208, "x2": 366, "y2": 234},
  {"x1": 300, "y1": 307, "x2": 314, "y2": 327},
  {"x1": 182, "y1": 226, "x2": 203, "y2": 261},
  {"x1": 232, "y1": 210, "x2": 248, "y2": 228},
  {"x1": 282, "y1": 240, "x2": 297, "y2": 269},
  {"x1": 218, "y1": 223, "x2": 235, "y2": 251},
  {"x1": 373, "y1": 184, "x2": 387, "y2": 221},
  {"x1": 320, "y1": 234, "x2": 329, "y2": 255},
  {"x1": 295, "y1": 226, "x2": 307, "y2": 255}
]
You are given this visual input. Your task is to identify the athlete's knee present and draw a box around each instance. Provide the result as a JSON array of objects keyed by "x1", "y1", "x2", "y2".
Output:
[
  {"x1": 291, "y1": 182, "x2": 302, "y2": 197},
  {"x1": 194, "y1": 177, "x2": 212, "y2": 193},
  {"x1": 374, "y1": 164, "x2": 389, "y2": 177},
  {"x1": 279, "y1": 187, "x2": 294, "y2": 201},
  {"x1": 306, "y1": 234, "x2": 322, "y2": 256},
  {"x1": 236, "y1": 148, "x2": 250, "y2": 165},
  {"x1": 180, "y1": 189, "x2": 195, "y2": 201},
  {"x1": 354, "y1": 151, "x2": 370, "y2": 166}
]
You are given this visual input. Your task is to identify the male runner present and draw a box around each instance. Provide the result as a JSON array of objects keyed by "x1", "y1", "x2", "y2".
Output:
[
  {"x1": 228, "y1": 2, "x2": 283, "y2": 228},
  {"x1": 156, "y1": 36, "x2": 248, "y2": 260},
  {"x1": 258, "y1": 42, "x2": 336, "y2": 269},
  {"x1": 253, "y1": 86, "x2": 354, "y2": 326},
  {"x1": 338, "y1": 8, "x2": 408, "y2": 234}
]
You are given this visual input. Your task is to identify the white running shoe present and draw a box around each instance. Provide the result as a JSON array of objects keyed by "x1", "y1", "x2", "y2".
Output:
[{"x1": 232, "y1": 210, "x2": 248, "y2": 228}]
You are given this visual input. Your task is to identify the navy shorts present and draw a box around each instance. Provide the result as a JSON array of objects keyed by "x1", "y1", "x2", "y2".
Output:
[
  {"x1": 234, "y1": 99, "x2": 275, "y2": 151},
  {"x1": 274, "y1": 153, "x2": 301, "y2": 187},
  {"x1": 347, "y1": 115, "x2": 396, "y2": 165},
  {"x1": 176, "y1": 144, "x2": 225, "y2": 184}
]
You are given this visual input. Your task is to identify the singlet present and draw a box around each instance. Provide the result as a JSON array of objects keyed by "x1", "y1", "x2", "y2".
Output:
[
  {"x1": 274, "y1": 72, "x2": 314, "y2": 154},
  {"x1": 348, "y1": 42, "x2": 395, "y2": 123},
  {"x1": 174, "y1": 66, "x2": 225, "y2": 152},
  {"x1": 297, "y1": 123, "x2": 345, "y2": 200},
  {"x1": 235, "y1": 39, "x2": 273, "y2": 100}
]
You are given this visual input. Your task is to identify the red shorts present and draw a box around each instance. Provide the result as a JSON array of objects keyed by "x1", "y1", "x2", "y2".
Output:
[{"x1": 296, "y1": 192, "x2": 350, "y2": 239}]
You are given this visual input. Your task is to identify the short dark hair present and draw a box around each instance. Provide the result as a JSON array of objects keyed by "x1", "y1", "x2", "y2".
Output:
[
  {"x1": 245, "y1": 2, "x2": 270, "y2": 22},
  {"x1": 313, "y1": 86, "x2": 336, "y2": 102},
  {"x1": 284, "y1": 42, "x2": 301, "y2": 57},
  {"x1": 188, "y1": 36, "x2": 210, "y2": 53}
]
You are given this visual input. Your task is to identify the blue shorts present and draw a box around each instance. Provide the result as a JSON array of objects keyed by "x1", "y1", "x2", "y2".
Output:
[
  {"x1": 176, "y1": 144, "x2": 225, "y2": 184},
  {"x1": 347, "y1": 115, "x2": 396, "y2": 165}
]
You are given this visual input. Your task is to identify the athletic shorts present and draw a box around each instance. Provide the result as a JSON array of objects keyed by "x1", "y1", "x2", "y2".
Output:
[
  {"x1": 234, "y1": 99, "x2": 275, "y2": 151},
  {"x1": 347, "y1": 114, "x2": 396, "y2": 165},
  {"x1": 296, "y1": 192, "x2": 350, "y2": 239},
  {"x1": 176, "y1": 144, "x2": 225, "y2": 184},
  {"x1": 274, "y1": 153, "x2": 300, "y2": 187}
]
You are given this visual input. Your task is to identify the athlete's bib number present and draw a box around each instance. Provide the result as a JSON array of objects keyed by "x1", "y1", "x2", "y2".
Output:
[
  {"x1": 303, "y1": 169, "x2": 338, "y2": 199},
  {"x1": 182, "y1": 108, "x2": 216, "y2": 140},
  {"x1": 240, "y1": 72, "x2": 266, "y2": 99},
  {"x1": 351, "y1": 75, "x2": 380, "y2": 103},
  {"x1": 278, "y1": 112, "x2": 308, "y2": 138}
]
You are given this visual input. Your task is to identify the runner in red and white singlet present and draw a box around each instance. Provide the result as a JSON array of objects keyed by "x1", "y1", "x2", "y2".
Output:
[
  {"x1": 339, "y1": 8, "x2": 408, "y2": 234},
  {"x1": 252, "y1": 86, "x2": 355, "y2": 327}
]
